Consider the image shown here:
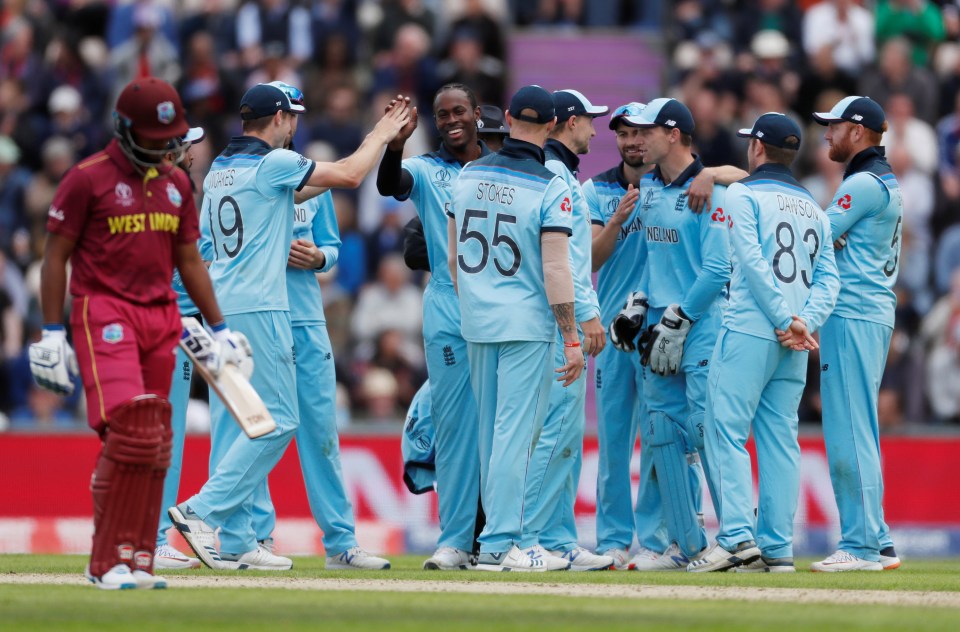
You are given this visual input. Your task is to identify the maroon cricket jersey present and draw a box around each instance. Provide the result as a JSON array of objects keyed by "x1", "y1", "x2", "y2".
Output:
[{"x1": 47, "y1": 140, "x2": 200, "y2": 305}]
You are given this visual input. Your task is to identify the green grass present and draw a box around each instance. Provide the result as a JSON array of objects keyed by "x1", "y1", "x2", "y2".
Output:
[{"x1": 1, "y1": 555, "x2": 959, "y2": 631}]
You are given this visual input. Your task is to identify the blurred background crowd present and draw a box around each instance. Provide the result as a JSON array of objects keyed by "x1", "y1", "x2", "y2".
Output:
[{"x1": 1, "y1": 0, "x2": 960, "y2": 431}]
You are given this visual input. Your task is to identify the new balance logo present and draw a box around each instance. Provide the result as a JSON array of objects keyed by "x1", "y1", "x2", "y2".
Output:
[
  {"x1": 821, "y1": 364, "x2": 829, "y2": 372},
  {"x1": 443, "y1": 345, "x2": 456, "y2": 366},
  {"x1": 698, "y1": 359, "x2": 708, "y2": 367}
]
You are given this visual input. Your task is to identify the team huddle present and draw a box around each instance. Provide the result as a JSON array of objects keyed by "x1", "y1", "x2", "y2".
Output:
[{"x1": 27, "y1": 75, "x2": 902, "y2": 588}]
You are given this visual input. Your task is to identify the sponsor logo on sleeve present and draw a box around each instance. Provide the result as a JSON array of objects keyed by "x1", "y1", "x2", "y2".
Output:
[
  {"x1": 560, "y1": 197, "x2": 572, "y2": 213},
  {"x1": 48, "y1": 206, "x2": 65, "y2": 221},
  {"x1": 837, "y1": 194, "x2": 852, "y2": 210}
]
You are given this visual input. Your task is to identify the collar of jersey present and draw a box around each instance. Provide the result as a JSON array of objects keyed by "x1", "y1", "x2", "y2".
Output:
[
  {"x1": 651, "y1": 154, "x2": 703, "y2": 188},
  {"x1": 545, "y1": 138, "x2": 580, "y2": 174},
  {"x1": 844, "y1": 146, "x2": 887, "y2": 180},
  {"x1": 436, "y1": 140, "x2": 492, "y2": 166},
  {"x1": 106, "y1": 139, "x2": 138, "y2": 176},
  {"x1": 499, "y1": 137, "x2": 546, "y2": 164}
]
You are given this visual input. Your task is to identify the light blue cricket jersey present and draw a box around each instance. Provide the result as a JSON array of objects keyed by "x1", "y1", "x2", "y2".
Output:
[
  {"x1": 171, "y1": 268, "x2": 197, "y2": 316},
  {"x1": 826, "y1": 147, "x2": 902, "y2": 328},
  {"x1": 448, "y1": 138, "x2": 573, "y2": 343},
  {"x1": 724, "y1": 163, "x2": 840, "y2": 341},
  {"x1": 584, "y1": 163, "x2": 646, "y2": 325},
  {"x1": 544, "y1": 139, "x2": 600, "y2": 324},
  {"x1": 200, "y1": 136, "x2": 315, "y2": 316},
  {"x1": 397, "y1": 143, "x2": 492, "y2": 286},
  {"x1": 638, "y1": 158, "x2": 730, "y2": 320},
  {"x1": 288, "y1": 191, "x2": 341, "y2": 325}
]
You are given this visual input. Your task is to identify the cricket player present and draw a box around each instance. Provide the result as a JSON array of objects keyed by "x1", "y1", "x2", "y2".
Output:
[
  {"x1": 31, "y1": 78, "x2": 246, "y2": 589},
  {"x1": 810, "y1": 96, "x2": 903, "y2": 572},
  {"x1": 154, "y1": 126, "x2": 207, "y2": 571},
  {"x1": 169, "y1": 82, "x2": 410, "y2": 569},
  {"x1": 612, "y1": 98, "x2": 730, "y2": 567},
  {"x1": 376, "y1": 83, "x2": 490, "y2": 571},
  {"x1": 520, "y1": 89, "x2": 613, "y2": 572},
  {"x1": 587, "y1": 102, "x2": 662, "y2": 570},
  {"x1": 448, "y1": 84, "x2": 580, "y2": 572},
  {"x1": 688, "y1": 113, "x2": 840, "y2": 573}
]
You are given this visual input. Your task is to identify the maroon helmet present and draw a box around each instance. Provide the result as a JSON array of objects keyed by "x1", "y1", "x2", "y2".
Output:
[{"x1": 114, "y1": 77, "x2": 189, "y2": 171}]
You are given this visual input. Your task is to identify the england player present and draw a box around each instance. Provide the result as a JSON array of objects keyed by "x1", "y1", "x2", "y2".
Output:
[
  {"x1": 613, "y1": 98, "x2": 730, "y2": 567},
  {"x1": 590, "y1": 103, "x2": 744, "y2": 570},
  {"x1": 587, "y1": 102, "x2": 659, "y2": 570},
  {"x1": 810, "y1": 96, "x2": 903, "y2": 572},
  {"x1": 520, "y1": 89, "x2": 613, "y2": 572},
  {"x1": 31, "y1": 78, "x2": 244, "y2": 589},
  {"x1": 154, "y1": 126, "x2": 206, "y2": 570},
  {"x1": 170, "y1": 83, "x2": 410, "y2": 569},
  {"x1": 244, "y1": 191, "x2": 391, "y2": 570},
  {"x1": 688, "y1": 113, "x2": 839, "y2": 573},
  {"x1": 448, "y1": 84, "x2": 581, "y2": 571},
  {"x1": 376, "y1": 84, "x2": 490, "y2": 570}
]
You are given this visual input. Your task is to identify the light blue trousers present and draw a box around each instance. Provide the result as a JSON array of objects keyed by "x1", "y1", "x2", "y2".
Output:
[
  {"x1": 704, "y1": 328, "x2": 806, "y2": 558},
  {"x1": 468, "y1": 340, "x2": 554, "y2": 554},
  {"x1": 819, "y1": 316, "x2": 895, "y2": 562}
]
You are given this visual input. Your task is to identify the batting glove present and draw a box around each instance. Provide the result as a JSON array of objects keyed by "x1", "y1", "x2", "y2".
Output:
[
  {"x1": 29, "y1": 325, "x2": 79, "y2": 395},
  {"x1": 609, "y1": 291, "x2": 648, "y2": 352},
  {"x1": 641, "y1": 304, "x2": 692, "y2": 376},
  {"x1": 213, "y1": 327, "x2": 254, "y2": 380}
]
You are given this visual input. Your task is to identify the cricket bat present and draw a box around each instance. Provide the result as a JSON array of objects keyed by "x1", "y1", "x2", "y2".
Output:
[{"x1": 179, "y1": 317, "x2": 276, "y2": 439}]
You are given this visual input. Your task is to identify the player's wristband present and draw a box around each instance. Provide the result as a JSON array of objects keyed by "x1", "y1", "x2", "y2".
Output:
[
  {"x1": 564, "y1": 341, "x2": 581, "y2": 348},
  {"x1": 210, "y1": 321, "x2": 227, "y2": 333},
  {"x1": 42, "y1": 324, "x2": 65, "y2": 332}
]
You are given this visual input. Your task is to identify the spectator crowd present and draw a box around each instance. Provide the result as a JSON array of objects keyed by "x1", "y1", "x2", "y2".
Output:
[{"x1": 2, "y1": 0, "x2": 960, "y2": 430}]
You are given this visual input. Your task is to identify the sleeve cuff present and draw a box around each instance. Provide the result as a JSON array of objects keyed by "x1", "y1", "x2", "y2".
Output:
[
  {"x1": 296, "y1": 161, "x2": 317, "y2": 191},
  {"x1": 541, "y1": 226, "x2": 573, "y2": 236}
]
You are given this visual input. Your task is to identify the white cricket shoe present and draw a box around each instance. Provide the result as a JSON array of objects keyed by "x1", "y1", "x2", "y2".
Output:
[
  {"x1": 475, "y1": 545, "x2": 563, "y2": 572},
  {"x1": 811, "y1": 550, "x2": 882, "y2": 572},
  {"x1": 687, "y1": 540, "x2": 760, "y2": 573},
  {"x1": 423, "y1": 546, "x2": 473, "y2": 570},
  {"x1": 168, "y1": 503, "x2": 225, "y2": 569},
  {"x1": 734, "y1": 556, "x2": 795, "y2": 573},
  {"x1": 880, "y1": 547, "x2": 901, "y2": 570},
  {"x1": 525, "y1": 544, "x2": 572, "y2": 571},
  {"x1": 631, "y1": 543, "x2": 690, "y2": 571},
  {"x1": 132, "y1": 569, "x2": 169, "y2": 589},
  {"x1": 327, "y1": 546, "x2": 391, "y2": 570},
  {"x1": 154, "y1": 544, "x2": 201, "y2": 570},
  {"x1": 84, "y1": 564, "x2": 137, "y2": 590},
  {"x1": 599, "y1": 547, "x2": 631, "y2": 570},
  {"x1": 219, "y1": 544, "x2": 293, "y2": 570},
  {"x1": 548, "y1": 546, "x2": 613, "y2": 571}
]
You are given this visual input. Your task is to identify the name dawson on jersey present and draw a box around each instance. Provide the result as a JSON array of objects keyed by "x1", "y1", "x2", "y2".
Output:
[{"x1": 777, "y1": 194, "x2": 818, "y2": 219}]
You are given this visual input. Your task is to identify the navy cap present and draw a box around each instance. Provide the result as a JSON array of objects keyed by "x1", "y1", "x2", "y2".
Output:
[
  {"x1": 240, "y1": 82, "x2": 306, "y2": 120},
  {"x1": 508, "y1": 85, "x2": 555, "y2": 124},
  {"x1": 608, "y1": 101, "x2": 646, "y2": 130},
  {"x1": 552, "y1": 89, "x2": 609, "y2": 123},
  {"x1": 813, "y1": 96, "x2": 885, "y2": 133},
  {"x1": 478, "y1": 105, "x2": 509, "y2": 135},
  {"x1": 622, "y1": 97, "x2": 695, "y2": 135},
  {"x1": 737, "y1": 112, "x2": 801, "y2": 150}
]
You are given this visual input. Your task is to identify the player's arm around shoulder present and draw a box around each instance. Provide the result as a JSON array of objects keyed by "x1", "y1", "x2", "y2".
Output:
[
  {"x1": 826, "y1": 171, "x2": 890, "y2": 238},
  {"x1": 699, "y1": 184, "x2": 732, "y2": 274}
]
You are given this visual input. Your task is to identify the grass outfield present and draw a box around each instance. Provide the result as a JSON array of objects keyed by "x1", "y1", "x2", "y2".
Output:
[{"x1": 1, "y1": 555, "x2": 959, "y2": 631}]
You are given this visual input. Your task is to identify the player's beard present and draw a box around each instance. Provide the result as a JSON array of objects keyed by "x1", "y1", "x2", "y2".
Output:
[
  {"x1": 622, "y1": 152, "x2": 644, "y2": 169},
  {"x1": 828, "y1": 136, "x2": 854, "y2": 163}
]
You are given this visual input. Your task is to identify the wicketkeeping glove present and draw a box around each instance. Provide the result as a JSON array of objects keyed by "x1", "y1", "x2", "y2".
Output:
[
  {"x1": 29, "y1": 325, "x2": 79, "y2": 395},
  {"x1": 213, "y1": 328, "x2": 254, "y2": 380},
  {"x1": 608, "y1": 291, "x2": 648, "y2": 352},
  {"x1": 641, "y1": 304, "x2": 692, "y2": 376}
]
